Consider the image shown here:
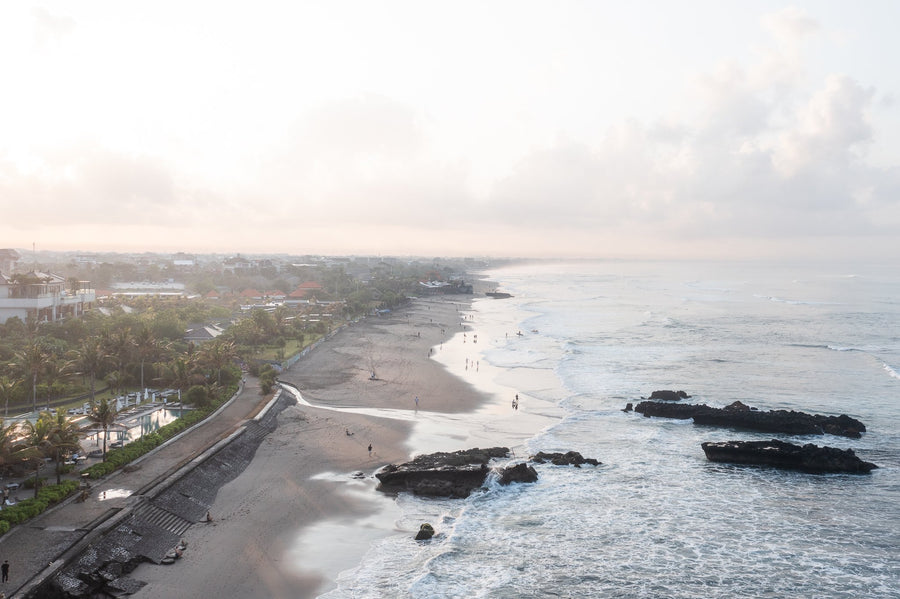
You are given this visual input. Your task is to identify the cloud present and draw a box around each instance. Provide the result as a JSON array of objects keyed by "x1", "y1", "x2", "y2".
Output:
[
  {"x1": 32, "y1": 7, "x2": 76, "y2": 51},
  {"x1": 761, "y1": 6, "x2": 820, "y2": 44},
  {"x1": 1, "y1": 147, "x2": 185, "y2": 225}
]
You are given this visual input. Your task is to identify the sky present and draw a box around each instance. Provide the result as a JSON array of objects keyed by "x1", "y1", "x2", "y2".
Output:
[{"x1": 1, "y1": 1, "x2": 898, "y2": 260}]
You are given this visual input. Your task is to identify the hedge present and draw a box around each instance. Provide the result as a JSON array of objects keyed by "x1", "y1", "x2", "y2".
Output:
[
  {"x1": 0, "y1": 480, "x2": 79, "y2": 531},
  {"x1": 81, "y1": 384, "x2": 237, "y2": 479}
]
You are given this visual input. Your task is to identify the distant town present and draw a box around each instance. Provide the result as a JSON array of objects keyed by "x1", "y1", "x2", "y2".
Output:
[{"x1": 0, "y1": 247, "x2": 499, "y2": 417}]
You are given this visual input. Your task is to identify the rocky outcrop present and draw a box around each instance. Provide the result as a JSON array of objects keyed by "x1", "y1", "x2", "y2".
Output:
[
  {"x1": 531, "y1": 451, "x2": 601, "y2": 467},
  {"x1": 647, "y1": 390, "x2": 691, "y2": 401},
  {"x1": 634, "y1": 401, "x2": 866, "y2": 438},
  {"x1": 498, "y1": 463, "x2": 538, "y2": 485},
  {"x1": 415, "y1": 523, "x2": 435, "y2": 540},
  {"x1": 701, "y1": 439, "x2": 878, "y2": 474},
  {"x1": 375, "y1": 447, "x2": 510, "y2": 498}
]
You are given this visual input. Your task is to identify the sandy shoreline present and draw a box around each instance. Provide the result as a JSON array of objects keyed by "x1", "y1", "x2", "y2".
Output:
[{"x1": 131, "y1": 294, "x2": 490, "y2": 599}]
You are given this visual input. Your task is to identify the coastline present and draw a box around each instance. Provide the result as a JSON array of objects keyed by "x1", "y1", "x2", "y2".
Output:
[{"x1": 130, "y1": 294, "x2": 504, "y2": 599}]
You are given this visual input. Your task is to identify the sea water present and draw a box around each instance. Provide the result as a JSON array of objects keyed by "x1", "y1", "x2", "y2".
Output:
[{"x1": 318, "y1": 260, "x2": 900, "y2": 598}]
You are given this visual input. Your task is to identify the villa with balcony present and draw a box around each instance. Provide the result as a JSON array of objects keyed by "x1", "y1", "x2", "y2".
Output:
[{"x1": 0, "y1": 270, "x2": 96, "y2": 325}]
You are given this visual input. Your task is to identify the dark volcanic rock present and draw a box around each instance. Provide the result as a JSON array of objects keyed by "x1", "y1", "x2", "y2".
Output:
[
  {"x1": 634, "y1": 401, "x2": 866, "y2": 438},
  {"x1": 634, "y1": 401, "x2": 705, "y2": 420},
  {"x1": 498, "y1": 462, "x2": 538, "y2": 485},
  {"x1": 415, "y1": 523, "x2": 435, "y2": 540},
  {"x1": 375, "y1": 447, "x2": 510, "y2": 498},
  {"x1": 648, "y1": 390, "x2": 691, "y2": 401},
  {"x1": 531, "y1": 451, "x2": 601, "y2": 467},
  {"x1": 701, "y1": 439, "x2": 878, "y2": 473}
]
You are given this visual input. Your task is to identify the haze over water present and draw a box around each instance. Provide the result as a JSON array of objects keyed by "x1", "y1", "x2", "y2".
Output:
[{"x1": 319, "y1": 260, "x2": 900, "y2": 598}]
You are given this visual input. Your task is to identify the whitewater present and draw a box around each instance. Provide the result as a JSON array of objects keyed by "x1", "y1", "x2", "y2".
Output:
[{"x1": 316, "y1": 260, "x2": 899, "y2": 598}]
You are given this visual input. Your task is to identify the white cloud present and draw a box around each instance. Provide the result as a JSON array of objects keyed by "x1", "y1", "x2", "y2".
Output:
[{"x1": 0, "y1": 2, "x2": 898, "y2": 260}]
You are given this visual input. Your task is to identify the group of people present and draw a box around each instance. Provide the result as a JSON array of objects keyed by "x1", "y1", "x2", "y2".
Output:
[{"x1": 512, "y1": 394, "x2": 519, "y2": 410}]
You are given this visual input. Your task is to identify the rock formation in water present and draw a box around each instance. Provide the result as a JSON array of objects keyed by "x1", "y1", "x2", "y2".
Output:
[
  {"x1": 375, "y1": 447, "x2": 510, "y2": 498},
  {"x1": 498, "y1": 462, "x2": 539, "y2": 485},
  {"x1": 531, "y1": 451, "x2": 601, "y2": 467},
  {"x1": 633, "y1": 400, "x2": 866, "y2": 438},
  {"x1": 701, "y1": 439, "x2": 878, "y2": 473},
  {"x1": 415, "y1": 523, "x2": 435, "y2": 540},
  {"x1": 647, "y1": 390, "x2": 691, "y2": 401}
]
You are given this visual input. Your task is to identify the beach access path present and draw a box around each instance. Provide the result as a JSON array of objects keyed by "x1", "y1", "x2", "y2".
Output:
[{"x1": 0, "y1": 375, "x2": 271, "y2": 599}]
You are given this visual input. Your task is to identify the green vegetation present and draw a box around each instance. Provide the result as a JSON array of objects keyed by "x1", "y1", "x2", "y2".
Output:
[{"x1": 0, "y1": 253, "x2": 481, "y2": 536}]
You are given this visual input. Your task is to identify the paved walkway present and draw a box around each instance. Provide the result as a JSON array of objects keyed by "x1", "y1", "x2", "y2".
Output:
[{"x1": 0, "y1": 376, "x2": 270, "y2": 598}]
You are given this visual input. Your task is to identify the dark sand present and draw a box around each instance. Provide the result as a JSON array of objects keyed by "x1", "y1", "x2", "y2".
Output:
[{"x1": 131, "y1": 295, "x2": 488, "y2": 598}]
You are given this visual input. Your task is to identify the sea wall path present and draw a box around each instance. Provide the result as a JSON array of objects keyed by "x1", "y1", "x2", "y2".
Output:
[{"x1": 0, "y1": 375, "x2": 276, "y2": 599}]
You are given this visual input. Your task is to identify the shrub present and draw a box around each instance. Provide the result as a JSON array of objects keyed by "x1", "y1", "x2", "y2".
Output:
[{"x1": 0, "y1": 480, "x2": 78, "y2": 534}]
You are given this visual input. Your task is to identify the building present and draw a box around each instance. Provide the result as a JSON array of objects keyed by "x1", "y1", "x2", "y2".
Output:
[
  {"x1": 0, "y1": 271, "x2": 96, "y2": 325},
  {"x1": 0, "y1": 248, "x2": 20, "y2": 274},
  {"x1": 184, "y1": 323, "x2": 225, "y2": 343}
]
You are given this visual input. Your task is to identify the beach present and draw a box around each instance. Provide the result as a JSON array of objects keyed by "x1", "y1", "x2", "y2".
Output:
[{"x1": 130, "y1": 294, "x2": 491, "y2": 598}]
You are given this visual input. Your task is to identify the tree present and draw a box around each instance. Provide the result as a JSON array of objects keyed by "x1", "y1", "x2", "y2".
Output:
[
  {"x1": 164, "y1": 355, "x2": 201, "y2": 391},
  {"x1": 0, "y1": 419, "x2": 39, "y2": 479},
  {"x1": 42, "y1": 356, "x2": 69, "y2": 411},
  {"x1": 68, "y1": 337, "x2": 110, "y2": 407},
  {"x1": 0, "y1": 376, "x2": 20, "y2": 419},
  {"x1": 13, "y1": 341, "x2": 45, "y2": 414},
  {"x1": 198, "y1": 339, "x2": 237, "y2": 386},
  {"x1": 33, "y1": 411, "x2": 82, "y2": 485},
  {"x1": 185, "y1": 385, "x2": 210, "y2": 408},
  {"x1": 87, "y1": 398, "x2": 117, "y2": 462},
  {"x1": 103, "y1": 328, "x2": 134, "y2": 394},
  {"x1": 133, "y1": 325, "x2": 165, "y2": 393}
]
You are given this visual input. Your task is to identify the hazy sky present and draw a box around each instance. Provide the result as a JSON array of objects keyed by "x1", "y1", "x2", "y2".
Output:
[{"x1": 1, "y1": 1, "x2": 898, "y2": 260}]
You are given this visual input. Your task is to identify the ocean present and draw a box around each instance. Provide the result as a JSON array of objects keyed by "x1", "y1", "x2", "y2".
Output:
[{"x1": 310, "y1": 260, "x2": 900, "y2": 598}]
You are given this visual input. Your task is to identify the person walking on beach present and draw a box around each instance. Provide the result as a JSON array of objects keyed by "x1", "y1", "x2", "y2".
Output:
[
  {"x1": 415, "y1": 396, "x2": 419, "y2": 408},
  {"x1": 368, "y1": 444, "x2": 373, "y2": 457},
  {"x1": 1, "y1": 560, "x2": 9, "y2": 583}
]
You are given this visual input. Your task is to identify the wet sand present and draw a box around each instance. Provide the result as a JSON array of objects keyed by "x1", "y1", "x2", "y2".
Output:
[{"x1": 131, "y1": 295, "x2": 487, "y2": 599}]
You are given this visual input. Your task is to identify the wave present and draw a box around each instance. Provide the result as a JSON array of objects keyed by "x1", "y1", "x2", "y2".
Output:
[
  {"x1": 753, "y1": 294, "x2": 839, "y2": 306},
  {"x1": 884, "y1": 363, "x2": 900, "y2": 380}
]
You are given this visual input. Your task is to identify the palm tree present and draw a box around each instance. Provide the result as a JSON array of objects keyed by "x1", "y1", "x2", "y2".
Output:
[
  {"x1": 199, "y1": 339, "x2": 238, "y2": 386},
  {"x1": 42, "y1": 356, "x2": 69, "y2": 412},
  {"x1": 68, "y1": 337, "x2": 110, "y2": 407},
  {"x1": 33, "y1": 411, "x2": 82, "y2": 485},
  {"x1": 0, "y1": 376, "x2": 21, "y2": 419},
  {"x1": 103, "y1": 328, "x2": 134, "y2": 393},
  {"x1": 0, "y1": 419, "x2": 41, "y2": 484},
  {"x1": 13, "y1": 341, "x2": 45, "y2": 414},
  {"x1": 133, "y1": 325, "x2": 165, "y2": 393},
  {"x1": 87, "y1": 398, "x2": 117, "y2": 462},
  {"x1": 164, "y1": 355, "x2": 201, "y2": 392}
]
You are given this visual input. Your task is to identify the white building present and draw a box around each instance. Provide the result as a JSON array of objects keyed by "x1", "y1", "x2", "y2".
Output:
[{"x1": 0, "y1": 271, "x2": 96, "y2": 325}]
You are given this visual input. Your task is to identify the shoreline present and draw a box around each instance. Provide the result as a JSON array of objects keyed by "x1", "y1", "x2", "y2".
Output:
[{"x1": 130, "y1": 294, "x2": 504, "y2": 599}]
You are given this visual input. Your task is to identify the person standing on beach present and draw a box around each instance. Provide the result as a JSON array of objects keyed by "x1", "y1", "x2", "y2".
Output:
[
  {"x1": 368, "y1": 444, "x2": 373, "y2": 457},
  {"x1": 415, "y1": 396, "x2": 419, "y2": 408},
  {"x1": 1, "y1": 560, "x2": 8, "y2": 583}
]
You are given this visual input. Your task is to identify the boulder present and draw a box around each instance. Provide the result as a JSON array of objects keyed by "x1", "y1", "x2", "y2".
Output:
[
  {"x1": 498, "y1": 463, "x2": 538, "y2": 485},
  {"x1": 375, "y1": 447, "x2": 510, "y2": 498},
  {"x1": 531, "y1": 451, "x2": 601, "y2": 467},
  {"x1": 701, "y1": 439, "x2": 878, "y2": 474},
  {"x1": 634, "y1": 401, "x2": 866, "y2": 438},
  {"x1": 415, "y1": 523, "x2": 435, "y2": 540},
  {"x1": 648, "y1": 390, "x2": 691, "y2": 401}
]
